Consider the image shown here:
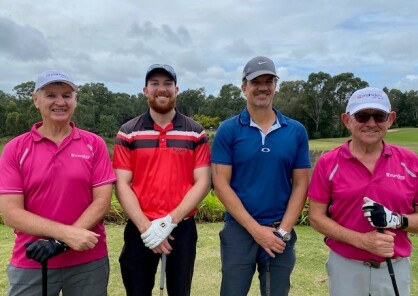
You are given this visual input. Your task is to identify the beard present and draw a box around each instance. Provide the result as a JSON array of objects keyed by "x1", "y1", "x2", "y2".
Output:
[{"x1": 148, "y1": 97, "x2": 176, "y2": 114}]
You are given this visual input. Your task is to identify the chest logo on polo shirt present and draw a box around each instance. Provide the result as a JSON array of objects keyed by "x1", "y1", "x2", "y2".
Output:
[
  {"x1": 71, "y1": 153, "x2": 90, "y2": 159},
  {"x1": 261, "y1": 148, "x2": 270, "y2": 153},
  {"x1": 385, "y1": 172, "x2": 405, "y2": 180},
  {"x1": 173, "y1": 148, "x2": 187, "y2": 154}
]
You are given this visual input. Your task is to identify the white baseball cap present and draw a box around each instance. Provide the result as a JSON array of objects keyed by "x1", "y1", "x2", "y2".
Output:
[
  {"x1": 35, "y1": 70, "x2": 78, "y2": 92},
  {"x1": 346, "y1": 87, "x2": 391, "y2": 114}
]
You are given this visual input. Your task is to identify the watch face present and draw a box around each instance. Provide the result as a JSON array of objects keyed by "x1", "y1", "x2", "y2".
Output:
[
  {"x1": 277, "y1": 228, "x2": 291, "y2": 241},
  {"x1": 282, "y1": 233, "x2": 291, "y2": 242}
]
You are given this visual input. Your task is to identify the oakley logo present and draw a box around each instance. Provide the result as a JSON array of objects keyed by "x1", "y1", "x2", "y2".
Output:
[{"x1": 261, "y1": 148, "x2": 270, "y2": 153}]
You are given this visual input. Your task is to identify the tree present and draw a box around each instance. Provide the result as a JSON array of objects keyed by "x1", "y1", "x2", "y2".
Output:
[
  {"x1": 13, "y1": 81, "x2": 35, "y2": 100},
  {"x1": 330, "y1": 73, "x2": 368, "y2": 137},
  {"x1": 176, "y1": 88, "x2": 206, "y2": 116},
  {"x1": 303, "y1": 72, "x2": 333, "y2": 138},
  {"x1": 274, "y1": 80, "x2": 306, "y2": 124},
  {"x1": 98, "y1": 115, "x2": 119, "y2": 137}
]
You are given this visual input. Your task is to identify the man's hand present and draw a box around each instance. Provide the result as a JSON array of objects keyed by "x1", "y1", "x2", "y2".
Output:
[
  {"x1": 362, "y1": 197, "x2": 400, "y2": 229},
  {"x1": 141, "y1": 215, "x2": 177, "y2": 249},
  {"x1": 25, "y1": 239, "x2": 69, "y2": 263}
]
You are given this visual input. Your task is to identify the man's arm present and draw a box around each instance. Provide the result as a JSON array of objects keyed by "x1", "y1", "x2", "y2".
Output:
[
  {"x1": 212, "y1": 163, "x2": 285, "y2": 257},
  {"x1": 309, "y1": 199, "x2": 395, "y2": 258},
  {"x1": 400, "y1": 205, "x2": 418, "y2": 234},
  {"x1": 169, "y1": 166, "x2": 211, "y2": 224},
  {"x1": 73, "y1": 184, "x2": 112, "y2": 229},
  {"x1": 0, "y1": 194, "x2": 101, "y2": 251},
  {"x1": 279, "y1": 168, "x2": 309, "y2": 233},
  {"x1": 114, "y1": 169, "x2": 151, "y2": 234}
]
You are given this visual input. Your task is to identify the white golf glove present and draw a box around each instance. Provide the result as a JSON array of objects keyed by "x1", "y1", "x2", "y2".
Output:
[
  {"x1": 361, "y1": 197, "x2": 400, "y2": 229},
  {"x1": 141, "y1": 214, "x2": 177, "y2": 249}
]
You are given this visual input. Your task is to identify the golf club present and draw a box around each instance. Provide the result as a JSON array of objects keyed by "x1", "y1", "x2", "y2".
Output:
[
  {"x1": 377, "y1": 228, "x2": 399, "y2": 296},
  {"x1": 160, "y1": 254, "x2": 167, "y2": 296},
  {"x1": 265, "y1": 260, "x2": 271, "y2": 296},
  {"x1": 41, "y1": 260, "x2": 48, "y2": 296}
]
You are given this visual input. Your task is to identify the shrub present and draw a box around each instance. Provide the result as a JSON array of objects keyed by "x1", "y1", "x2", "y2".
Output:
[{"x1": 195, "y1": 190, "x2": 225, "y2": 223}]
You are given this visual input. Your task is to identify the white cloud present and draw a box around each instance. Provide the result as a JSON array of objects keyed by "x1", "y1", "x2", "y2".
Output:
[{"x1": 1, "y1": 0, "x2": 418, "y2": 96}]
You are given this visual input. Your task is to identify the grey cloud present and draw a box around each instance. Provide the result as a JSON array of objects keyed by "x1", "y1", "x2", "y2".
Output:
[
  {"x1": 0, "y1": 17, "x2": 51, "y2": 61},
  {"x1": 128, "y1": 21, "x2": 191, "y2": 46}
]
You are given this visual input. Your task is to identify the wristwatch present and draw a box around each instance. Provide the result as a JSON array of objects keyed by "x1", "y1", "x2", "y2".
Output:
[
  {"x1": 400, "y1": 215, "x2": 409, "y2": 229},
  {"x1": 277, "y1": 228, "x2": 292, "y2": 242}
]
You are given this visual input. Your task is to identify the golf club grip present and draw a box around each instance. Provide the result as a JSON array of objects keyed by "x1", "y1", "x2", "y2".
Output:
[{"x1": 160, "y1": 254, "x2": 167, "y2": 291}]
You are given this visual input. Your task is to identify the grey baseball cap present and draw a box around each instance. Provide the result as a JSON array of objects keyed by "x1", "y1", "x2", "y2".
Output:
[
  {"x1": 35, "y1": 70, "x2": 78, "y2": 92},
  {"x1": 145, "y1": 64, "x2": 177, "y2": 85},
  {"x1": 242, "y1": 56, "x2": 279, "y2": 81}
]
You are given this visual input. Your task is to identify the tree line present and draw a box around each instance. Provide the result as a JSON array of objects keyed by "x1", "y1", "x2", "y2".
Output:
[{"x1": 0, "y1": 71, "x2": 417, "y2": 140}]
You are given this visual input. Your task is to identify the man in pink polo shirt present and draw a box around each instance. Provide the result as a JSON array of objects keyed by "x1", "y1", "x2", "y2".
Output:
[
  {"x1": 0, "y1": 70, "x2": 116, "y2": 296},
  {"x1": 308, "y1": 87, "x2": 418, "y2": 296}
]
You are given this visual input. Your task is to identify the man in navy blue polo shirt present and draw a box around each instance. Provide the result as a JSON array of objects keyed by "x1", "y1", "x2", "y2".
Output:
[{"x1": 211, "y1": 56, "x2": 311, "y2": 296}]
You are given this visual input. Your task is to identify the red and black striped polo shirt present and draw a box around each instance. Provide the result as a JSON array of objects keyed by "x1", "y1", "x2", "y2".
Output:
[{"x1": 113, "y1": 110, "x2": 210, "y2": 219}]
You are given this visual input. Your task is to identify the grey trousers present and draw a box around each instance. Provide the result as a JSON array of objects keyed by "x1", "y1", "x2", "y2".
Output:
[
  {"x1": 6, "y1": 256, "x2": 109, "y2": 296},
  {"x1": 326, "y1": 250, "x2": 411, "y2": 296}
]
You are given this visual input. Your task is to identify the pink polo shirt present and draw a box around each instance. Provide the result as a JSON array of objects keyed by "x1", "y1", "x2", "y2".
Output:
[
  {"x1": 0, "y1": 122, "x2": 116, "y2": 268},
  {"x1": 308, "y1": 141, "x2": 418, "y2": 262}
]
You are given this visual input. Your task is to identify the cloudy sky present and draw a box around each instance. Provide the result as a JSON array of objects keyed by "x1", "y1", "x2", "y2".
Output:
[{"x1": 1, "y1": 0, "x2": 418, "y2": 96}]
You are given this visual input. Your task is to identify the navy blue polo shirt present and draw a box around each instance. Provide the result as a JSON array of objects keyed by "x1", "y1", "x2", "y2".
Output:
[{"x1": 211, "y1": 108, "x2": 311, "y2": 224}]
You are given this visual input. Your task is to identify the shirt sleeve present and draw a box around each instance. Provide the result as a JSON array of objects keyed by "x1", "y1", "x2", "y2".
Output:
[
  {"x1": 0, "y1": 140, "x2": 24, "y2": 195},
  {"x1": 92, "y1": 136, "x2": 116, "y2": 187},
  {"x1": 194, "y1": 132, "x2": 211, "y2": 168},
  {"x1": 210, "y1": 123, "x2": 233, "y2": 165},
  {"x1": 307, "y1": 155, "x2": 331, "y2": 204}
]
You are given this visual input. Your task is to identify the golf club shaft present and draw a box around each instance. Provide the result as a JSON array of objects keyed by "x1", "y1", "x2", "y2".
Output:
[
  {"x1": 377, "y1": 228, "x2": 399, "y2": 296},
  {"x1": 160, "y1": 254, "x2": 167, "y2": 296},
  {"x1": 42, "y1": 260, "x2": 48, "y2": 296}
]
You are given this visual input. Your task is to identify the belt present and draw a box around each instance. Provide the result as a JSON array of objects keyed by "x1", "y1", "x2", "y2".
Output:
[
  {"x1": 362, "y1": 258, "x2": 403, "y2": 269},
  {"x1": 265, "y1": 221, "x2": 281, "y2": 228}
]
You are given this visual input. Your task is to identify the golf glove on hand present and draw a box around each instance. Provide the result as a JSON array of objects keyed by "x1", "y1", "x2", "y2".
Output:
[
  {"x1": 25, "y1": 238, "x2": 69, "y2": 263},
  {"x1": 141, "y1": 214, "x2": 177, "y2": 249},
  {"x1": 361, "y1": 197, "x2": 400, "y2": 229}
]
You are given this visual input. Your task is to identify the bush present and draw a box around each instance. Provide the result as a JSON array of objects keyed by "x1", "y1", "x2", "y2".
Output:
[
  {"x1": 195, "y1": 190, "x2": 225, "y2": 222},
  {"x1": 104, "y1": 194, "x2": 127, "y2": 224},
  {"x1": 104, "y1": 189, "x2": 226, "y2": 224}
]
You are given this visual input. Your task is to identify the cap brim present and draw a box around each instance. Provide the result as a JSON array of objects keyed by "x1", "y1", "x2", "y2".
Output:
[
  {"x1": 244, "y1": 70, "x2": 279, "y2": 81},
  {"x1": 38, "y1": 80, "x2": 78, "y2": 91},
  {"x1": 145, "y1": 68, "x2": 176, "y2": 84},
  {"x1": 348, "y1": 103, "x2": 390, "y2": 114}
]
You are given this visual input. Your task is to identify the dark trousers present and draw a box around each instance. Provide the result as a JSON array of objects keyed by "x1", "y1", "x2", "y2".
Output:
[
  {"x1": 219, "y1": 220, "x2": 297, "y2": 296},
  {"x1": 119, "y1": 217, "x2": 197, "y2": 296}
]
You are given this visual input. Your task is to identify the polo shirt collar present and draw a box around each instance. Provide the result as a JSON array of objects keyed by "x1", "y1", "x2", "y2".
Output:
[
  {"x1": 31, "y1": 121, "x2": 80, "y2": 142},
  {"x1": 143, "y1": 108, "x2": 182, "y2": 129},
  {"x1": 341, "y1": 140, "x2": 393, "y2": 159},
  {"x1": 239, "y1": 107, "x2": 288, "y2": 126}
]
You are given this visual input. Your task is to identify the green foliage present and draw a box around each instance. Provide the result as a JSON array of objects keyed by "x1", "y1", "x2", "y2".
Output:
[
  {"x1": 105, "y1": 194, "x2": 128, "y2": 224},
  {"x1": 195, "y1": 190, "x2": 225, "y2": 222},
  {"x1": 1, "y1": 73, "x2": 418, "y2": 139},
  {"x1": 192, "y1": 114, "x2": 221, "y2": 129},
  {"x1": 104, "y1": 190, "x2": 225, "y2": 224}
]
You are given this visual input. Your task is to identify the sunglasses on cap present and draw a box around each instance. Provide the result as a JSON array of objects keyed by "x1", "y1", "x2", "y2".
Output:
[
  {"x1": 147, "y1": 64, "x2": 175, "y2": 72},
  {"x1": 352, "y1": 111, "x2": 389, "y2": 123}
]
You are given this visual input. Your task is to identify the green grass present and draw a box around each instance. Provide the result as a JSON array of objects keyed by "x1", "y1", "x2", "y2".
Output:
[
  {"x1": 309, "y1": 127, "x2": 418, "y2": 153},
  {"x1": 1, "y1": 224, "x2": 417, "y2": 295}
]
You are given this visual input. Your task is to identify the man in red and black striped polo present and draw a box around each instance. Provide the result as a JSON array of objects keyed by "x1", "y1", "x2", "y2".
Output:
[{"x1": 113, "y1": 64, "x2": 211, "y2": 296}]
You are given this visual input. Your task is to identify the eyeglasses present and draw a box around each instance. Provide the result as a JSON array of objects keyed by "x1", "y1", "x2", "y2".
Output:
[{"x1": 353, "y1": 111, "x2": 389, "y2": 123}]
